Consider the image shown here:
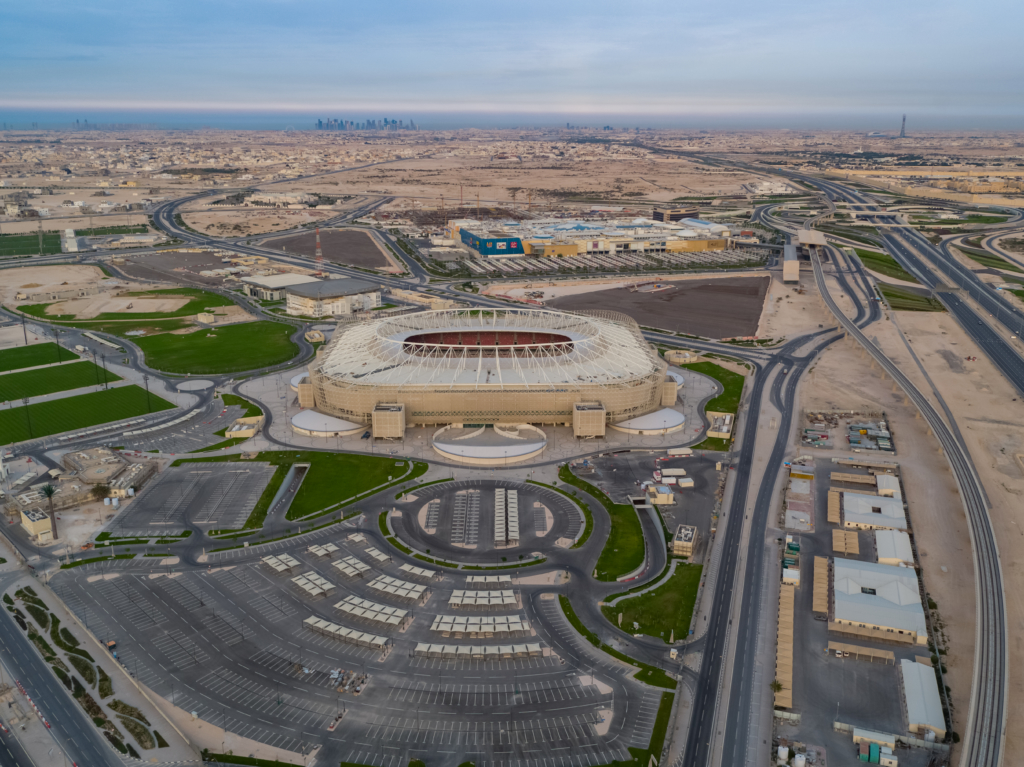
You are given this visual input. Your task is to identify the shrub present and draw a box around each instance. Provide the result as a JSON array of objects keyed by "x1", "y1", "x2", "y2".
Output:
[
  {"x1": 59, "y1": 627, "x2": 80, "y2": 647},
  {"x1": 154, "y1": 730, "x2": 170, "y2": 748},
  {"x1": 127, "y1": 743, "x2": 140, "y2": 759},
  {"x1": 104, "y1": 731, "x2": 127, "y2": 754},
  {"x1": 109, "y1": 699, "x2": 150, "y2": 726},
  {"x1": 2, "y1": 593, "x2": 12, "y2": 606},
  {"x1": 98, "y1": 667, "x2": 113, "y2": 698},
  {"x1": 117, "y1": 715, "x2": 155, "y2": 749},
  {"x1": 52, "y1": 665, "x2": 71, "y2": 690},
  {"x1": 49, "y1": 615, "x2": 94, "y2": 661},
  {"x1": 68, "y1": 655, "x2": 96, "y2": 687},
  {"x1": 24, "y1": 604, "x2": 48, "y2": 630}
]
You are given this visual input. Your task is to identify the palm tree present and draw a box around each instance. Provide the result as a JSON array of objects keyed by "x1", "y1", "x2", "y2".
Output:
[
  {"x1": 770, "y1": 679, "x2": 784, "y2": 693},
  {"x1": 40, "y1": 484, "x2": 57, "y2": 541}
]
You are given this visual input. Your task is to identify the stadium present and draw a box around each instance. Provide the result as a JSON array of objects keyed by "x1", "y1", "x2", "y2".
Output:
[{"x1": 293, "y1": 308, "x2": 684, "y2": 463}]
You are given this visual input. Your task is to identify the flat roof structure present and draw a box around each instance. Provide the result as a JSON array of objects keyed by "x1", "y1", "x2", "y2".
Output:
[
  {"x1": 291, "y1": 410, "x2": 364, "y2": 437},
  {"x1": 875, "y1": 529, "x2": 914, "y2": 567},
  {"x1": 610, "y1": 407, "x2": 685, "y2": 435},
  {"x1": 842, "y1": 492, "x2": 907, "y2": 530},
  {"x1": 899, "y1": 659, "x2": 947, "y2": 738},
  {"x1": 833, "y1": 558, "x2": 927, "y2": 644},
  {"x1": 286, "y1": 277, "x2": 380, "y2": 299},
  {"x1": 242, "y1": 274, "x2": 321, "y2": 289},
  {"x1": 875, "y1": 474, "x2": 902, "y2": 499},
  {"x1": 797, "y1": 230, "x2": 827, "y2": 246}
]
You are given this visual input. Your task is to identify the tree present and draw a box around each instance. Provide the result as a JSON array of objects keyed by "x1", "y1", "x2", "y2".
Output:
[
  {"x1": 90, "y1": 484, "x2": 109, "y2": 502},
  {"x1": 769, "y1": 679, "x2": 784, "y2": 693},
  {"x1": 40, "y1": 484, "x2": 58, "y2": 540}
]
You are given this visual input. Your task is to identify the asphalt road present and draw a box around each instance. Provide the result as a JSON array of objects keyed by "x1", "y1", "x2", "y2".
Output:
[{"x1": 0, "y1": 576, "x2": 121, "y2": 766}]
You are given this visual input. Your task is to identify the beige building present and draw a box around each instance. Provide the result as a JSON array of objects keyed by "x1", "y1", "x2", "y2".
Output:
[
  {"x1": 286, "y1": 278, "x2": 381, "y2": 318},
  {"x1": 672, "y1": 524, "x2": 698, "y2": 557},
  {"x1": 20, "y1": 508, "x2": 53, "y2": 543}
]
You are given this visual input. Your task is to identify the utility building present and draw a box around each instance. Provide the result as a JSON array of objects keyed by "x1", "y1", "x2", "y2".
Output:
[
  {"x1": 831, "y1": 559, "x2": 927, "y2": 645},
  {"x1": 285, "y1": 278, "x2": 381, "y2": 317}
]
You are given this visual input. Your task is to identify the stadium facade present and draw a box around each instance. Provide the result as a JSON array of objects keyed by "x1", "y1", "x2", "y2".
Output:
[{"x1": 297, "y1": 309, "x2": 682, "y2": 447}]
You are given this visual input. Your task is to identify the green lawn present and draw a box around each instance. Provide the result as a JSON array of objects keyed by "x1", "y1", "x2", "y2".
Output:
[
  {"x1": 602, "y1": 564, "x2": 703, "y2": 643},
  {"x1": 0, "y1": 385, "x2": 174, "y2": 443},
  {"x1": 20, "y1": 288, "x2": 235, "y2": 323},
  {"x1": 172, "y1": 451, "x2": 424, "y2": 527},
  {"x1": 0, "y1": 361, "x2": 121, "y2": 401},
  {"x1": 0, "y1": 233, "x2": 62, "y2": 257},
  {"x1": 558, "y1": 465, "x2": 644, "y2": 581},
  {"x1": 853, "y1": 248, "x2": 919, "y2": 283},
  {"x1": 878, "y1": 284, "x2": 946, "y2": 312},
  {"x1": 220, "y1": 393, "x2": 263, "y2": 418},
  {"x1": 134, "y1": 321, "x2": 299, "y2": 374},
  {"x1": 955, "y1": 246, "x2": 1023, "y2": 273},
  {"x1": 676, "y1": 360, "x2": 745, "y2": 414},
  {"x1": 558, "y1": 596, "x2": 676, "y2": 690},
  {"x1": 0, "y1": 343, "x2": 80, "y2": 373}
]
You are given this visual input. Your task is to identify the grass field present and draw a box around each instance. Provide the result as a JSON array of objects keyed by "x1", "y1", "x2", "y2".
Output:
[
  {"x1": 853, "y1": 248, "x2": 919, "y2": 283},
  {"x1": 558, "y1": 465, "x2": 644, "y2": 581},
  {"x1": 879, "y1": 284, "x2": 946, "y2": 312},
  {"x1": 220, "y1": 393, "x2": 263, "y2": 418},
  {"x1": 676, "y1": 360, "x2": 745, "y2": 414},
  {"x1": 0, "y1": 385, "x2": 174, "y2": 443},
  {"x1": 134, "y1": 321, "x2": 299, "y2": 374},
  {"x1": 955, "y1": 246, "x2": 1023, "y2": 273},
  {"x1": 75, "y1": 225, "x2": 148, "y2": 236},
  {"x1": 20, "y1": 288, "x2": 235, "y2": 323},
  {"x1": 0, "y1": 361, "x2": 121, "y2": 401},
  {"x1": 602, "y1": 564, "x2": 703, "y2": 643},
  {"x1": 0, "y1": 233, "x2": 62, "y2": 257},
  {"x1": 0, "y1": 343, "x2": 80, "y2": 373},
  {"x1": 173, "y1": 451, "x2": 423, "y2": 527}
]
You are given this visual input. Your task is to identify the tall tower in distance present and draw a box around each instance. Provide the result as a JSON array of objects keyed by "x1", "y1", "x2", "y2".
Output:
[{"x1": 899, "y1": 114, "x2": 906, "y2": 139}]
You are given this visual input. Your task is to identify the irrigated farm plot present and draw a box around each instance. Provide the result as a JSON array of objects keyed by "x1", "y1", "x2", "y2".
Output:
[{"x1": 547, "y1": 276, "x2": 770, "y2": 338}]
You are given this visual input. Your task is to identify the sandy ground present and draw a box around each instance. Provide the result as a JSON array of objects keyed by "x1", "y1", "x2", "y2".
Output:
[
  {"x1": 0, "y1": 264, "x2": 113, "y2": 306},
  {"x1": 270, "y1": 152, "x2": 763, "y2": 205},
  {"x1": 0, "y1": 324, "x2": 53, "y2": 352},
  {"x1": 44, "y1": 295, "x2": 188, "y2": 318},
  {"x1": 181, "y1": 208, "x2": 333, "y2": 236},
  {"x1": 756, "y1": 268, "x2": 837, "y2": 339},
  {"x1": 206, "y1": 304, "x2": 256, "y2": 325},
  {"x1": 862, "y1": 267, "x2": 921, "y2": 289}
]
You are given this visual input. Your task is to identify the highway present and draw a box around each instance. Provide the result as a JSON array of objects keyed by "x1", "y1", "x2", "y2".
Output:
[{"x1": 810, "y1": 246, "x2": 1007, "y2": 767}]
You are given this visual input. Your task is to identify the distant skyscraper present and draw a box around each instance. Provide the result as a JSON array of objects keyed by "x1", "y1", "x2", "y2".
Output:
[{"x1": 899, "y1": 114, "x2": 906, "y2": 138}]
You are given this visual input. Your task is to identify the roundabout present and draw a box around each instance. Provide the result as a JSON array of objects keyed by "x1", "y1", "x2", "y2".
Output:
[{"x1": 391, "y1": 478, "x2": 586, "y2": 565}]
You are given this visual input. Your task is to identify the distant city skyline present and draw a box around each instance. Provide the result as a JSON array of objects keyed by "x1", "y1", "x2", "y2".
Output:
[{"x1": 1, "y1": 0, "x2": 1022, "y2": 128}]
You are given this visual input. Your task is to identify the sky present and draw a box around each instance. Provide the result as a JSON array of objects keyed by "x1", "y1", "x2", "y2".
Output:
[{"x1": 2, "y1": 0, "x2": 1022, "y2": 129}]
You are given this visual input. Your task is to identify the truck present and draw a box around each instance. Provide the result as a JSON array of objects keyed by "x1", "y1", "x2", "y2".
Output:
[
  {"x1": 74, "y1": 344, "x2": 87, "y2": 352},
  {"x1": 667, "y1": 447, "x2": 693, "y2": 457},
  {"x1": 661, "y1": 468, "x2": 687, "y2": 477}
]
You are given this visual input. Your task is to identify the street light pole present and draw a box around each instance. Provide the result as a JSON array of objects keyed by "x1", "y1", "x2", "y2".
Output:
[
  {"x1": 21, "y1": 397, "x2": 32, "y2": 440},
  {"x1": 143, "y1": 374, "x2": 151, "y2": 413}
]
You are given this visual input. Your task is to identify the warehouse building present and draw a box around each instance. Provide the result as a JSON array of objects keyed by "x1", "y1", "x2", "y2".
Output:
[
  {"x1": 841, "y1": 492, "x2": 907, "y2": 531},
  {"x1": 242, "y1": 273, "x2": 321, "y2": 301},
  {"x1": 899, "y1": 659, "x2": 946, "y2": 739},
  {"x1": 831, "y1": 558, "x2": 927, "y2": 645},
  {"x1": 875, "y1": 529, "x2": 915, "y2": 567},
  {"x1": 285, "y1": 278, "x2": 381, "y2": 317}
]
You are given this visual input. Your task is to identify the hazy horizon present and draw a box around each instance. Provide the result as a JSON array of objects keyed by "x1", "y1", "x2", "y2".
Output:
[{"x1": 2, "y1": 0, "x2": 1022, "y2": 131}]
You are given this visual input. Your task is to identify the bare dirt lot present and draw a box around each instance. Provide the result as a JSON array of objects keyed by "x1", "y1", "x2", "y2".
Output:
[
  {"x1": 266, "y1": 228, "x2": 393, "y2": 269},
  {"x1": 181, "y1": 208, "x2": 332, "y2": 236},
  {"x1": 0, "y1": 264, "x2": 123, "y2": 306},
  {"x1": 44, "y1": 295, "x2": 189, "y2": 318},
  {"x1": 118, "y1": 251, "x2": 231, "y2": 286},
  {"x1": 546, "y1": 275, "x2": 770, "y2": 338}
]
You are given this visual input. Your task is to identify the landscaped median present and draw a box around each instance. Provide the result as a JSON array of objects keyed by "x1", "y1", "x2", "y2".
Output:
[
  {"x1": 558, "y1": 595, "x2": 676, "y2": 690},
  {"x1": 676, "y1": 359, "x2": 746, "y2": 451},
  {"x1": 557, "y1": 466, "x2": 643, "y2": 581}
]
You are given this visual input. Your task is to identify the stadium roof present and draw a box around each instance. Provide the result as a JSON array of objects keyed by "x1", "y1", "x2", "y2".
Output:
[
  {"x1": 287, "y1": 278, "x2": 380, "y2": 299},
  {"x1": 833, "y1": 558, "x2": 926, "y2": 636},
  {"x1": 317, "y1": 308, "x2": 660, "y2": 389}
]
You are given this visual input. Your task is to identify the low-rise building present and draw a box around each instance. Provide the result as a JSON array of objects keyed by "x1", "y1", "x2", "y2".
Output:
[
  {"x1": 20, "y1": 508, "x2": 53, "y2": 543},
  {"x1": 841, "y1": 491, "x2": 907, "y2": 531},
  {"x1": 832, "y1": 558, "x2": 927, "y2": 645},
  {"x1": 241, "y1": 273, "x2": 321, "y2": 301},
  {"x1": 285, "y1": 277, "x2": 381, "y2": 317},
  {"x1": 647, "y1": 485, "x2": 676, "y2": 506},
  {"x1": 671, "y1": 524, "x2": 698, "y2": 556},
  {"x1": 875, "y1": 529, "x2": 914, "y2": 567},
  {"x1": 899, "y1": 659, "x2": 946, "y2": 739}
]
